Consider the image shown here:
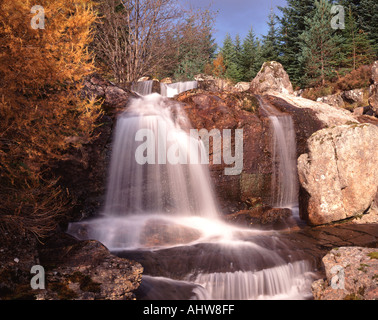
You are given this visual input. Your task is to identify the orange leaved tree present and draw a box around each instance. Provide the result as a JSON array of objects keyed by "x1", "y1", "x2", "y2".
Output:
[{"x1": 0, "y1": 0, "x2": 100, "y2": 239}]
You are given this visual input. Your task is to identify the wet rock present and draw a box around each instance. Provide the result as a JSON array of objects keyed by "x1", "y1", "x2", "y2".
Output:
[
  {"x1": 250, "y1": 61, "x2": 294, "y2": 95},
  {"x1": 177, "y1": 90, "x2": 273, "y2": 213},
  {"x1": 312, "y1": 247, "x2": 378, "y2": 300},
  {"x1": 298, "y1": 124, "x2": 378, "y2": 225},
  {"x1": 140, "y1": 220, "x2": 202, "y2": 247},
  {"x1": 225, "y1": 206, "x2": 292, "y2": 230},
  {"x1": 37, "y1": 233, "x2": 143, "y2": 300}
]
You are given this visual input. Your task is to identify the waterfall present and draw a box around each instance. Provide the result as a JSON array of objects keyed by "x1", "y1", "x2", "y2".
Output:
[
  {"x1": 160, "y1": 81, "x2": 198, "y2": 98},
  {"x1": 191, "y1": 260, "x2": 314, "y2": 300},
  {"x1": 103, "y1": 93, "x2": 218, "y2": 218},
  {"x1": 257, "y1": 96, "x2": 299, "y2": 216},
  {"x1": 67, "y1": 93, "x2": 317, "y2": 301},
  {"x1": 131, "y1": 80, "x2": 154, "y2": 96}
]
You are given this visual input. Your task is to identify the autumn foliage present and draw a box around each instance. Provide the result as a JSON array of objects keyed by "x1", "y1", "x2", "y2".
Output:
[{"x1": 0, "y1": 0, "x2": 100, "y2": 239}]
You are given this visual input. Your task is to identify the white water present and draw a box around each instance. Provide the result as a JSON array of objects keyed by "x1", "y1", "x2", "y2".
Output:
[
  {"x1": 67, "y1": 93, "x2": 315, "y2": 300},
  {"x1": 131, "y1": 80, "x2": 154, "y2": 96},
  {"x1": 257, "y1": 96, "x2": 299, "y2": 216},
  {"x1": 191, "y1": 260, "x2": 315, "y2": 300},
  {"x1": 103, "y1": 94, "x2": 218, "y2": 218},
  {"x1": 160, "y1": 81, "x2": 198, "y2": 98}
]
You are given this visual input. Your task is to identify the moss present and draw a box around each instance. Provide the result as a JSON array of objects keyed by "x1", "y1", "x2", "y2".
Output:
[
  {"x1": 344, "y1": 293, "x2": 362, "y2": 300},
  {"x1": 358, "y1": 264, "x2": 370, "y2": 273},
  {"x1": 68, "y1": 272, "x2": 101, "y2": 293},
  {"x1": 49, "y1": 282, "x2": 78, "y2": 300},
  {"x1": 367, "y1": 252, "x2": 378, "y2": 260}
]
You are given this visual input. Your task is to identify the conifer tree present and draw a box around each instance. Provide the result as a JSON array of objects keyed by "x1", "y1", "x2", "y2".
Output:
[
  {"x1": 221, "y1": 34, "x2": 243, "y2": 83},
  {"x1": 241, "y1": 28, "x2": 259, "y2": 81},
  {"x1": 298, "y1": 0, "x2": 342, "y2": 86},
  {"x1": 0, "y1": 0, "x2": 100, "y2": 238},
  {"x1": 261, "y1": 8, "x2": 280, "y2": 63},
  {"x1": 359, "y1": 0, "x2": 378, "y2": 55},
  {"x1": 341, "y1": 7, "x2": 376, "y2": 71},
  {"x1": 277, "y1": 0, "x2": 316, "y2": 86}
]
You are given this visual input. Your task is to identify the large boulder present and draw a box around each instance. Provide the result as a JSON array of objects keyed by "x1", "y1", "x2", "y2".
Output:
[
  {"x1": 37, "y1": 234, "x2": 143, "y2": 300},
  {"x1": 250, "y1": 61, "x2": 294, "y2": 95},
  {"x1": 312, "y1": 247, "x2": 378, "y2": 300},
  {"x1": 298, "y1": 124, "x2": 378, "y2": 225},
  {"x1": 273, "y1": 93, "x2": 358, "y2": 127}
]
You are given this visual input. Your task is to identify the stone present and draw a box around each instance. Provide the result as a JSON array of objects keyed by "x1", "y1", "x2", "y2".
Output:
[
  {"x1": 312, "y1": 247, "x2": 378, "y2": 300},
  {"x1": 369, "y1": 84, "x2": 378, "y2": 115},
  {"x1": 37, "y1": 234, "x2": 143, "y2": 300},
  {"x1": 371, "y1": 61, "x2": 378, "y2": 84},
  {"x1": 316, "y1": 93, "x2": 345, "y2": 108},
  {"x1": 225, "y1": 206, "x2": 292, "y2": 230},
  {"x1": 234, "y1": 82, "x2": 251, "y2": 92},
  {"x1": 250, "y1": 61, "x2": 294, "y2": 95},
  {"x1": 177, "y1": 91, "x2": 273, "y2": 213},
  {"x1": 368, "y1": 61, "x2": 378, "y2": 115},
  {"x1": 140, "y1": 220, "x2": 202, "y2": 247},
  {"x1": 342, "y1": 88, "x2": 365, "y2": 104},
  {"x1": 298, "y1": 124, "x2": 378, "y2": 225},
  {"x1": 272, "y1": 93, "x2": 357, "y2": 127}
]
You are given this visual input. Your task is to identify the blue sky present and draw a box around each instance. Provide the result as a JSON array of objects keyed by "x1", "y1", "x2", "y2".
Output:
[{"x1": 181, "y1": 0, "x2": 288, "y2": 47}]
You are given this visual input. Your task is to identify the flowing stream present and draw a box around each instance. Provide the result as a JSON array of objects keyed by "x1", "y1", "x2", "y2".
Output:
[
  {"x1": 67, "y1": 94, "x2": 317, "y2": 300},
  {"x1": 257, "y1": 96, "x2": 299, "y2": 218}
]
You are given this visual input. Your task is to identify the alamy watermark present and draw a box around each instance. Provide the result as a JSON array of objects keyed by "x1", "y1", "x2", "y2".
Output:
[
  {"x1": 330, "y1": 265, "x2": 345, "y2": 290},
  {"x1": 134, "y1": 124, "x2": 244, "y2": 176},
  {"x1": 30, "y1": 265, "x2": 45, "y2": 290},
  {"x1": 30, "y1": 5, "x2": 45, "y2": 30},
  {"x1": 331, "y1": 5, "x2": 345, "y2": 30}
]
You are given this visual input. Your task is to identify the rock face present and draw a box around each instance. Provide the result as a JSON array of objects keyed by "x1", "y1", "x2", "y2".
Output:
[
  {"x1": 316, "y1": 93, "x2": 345, "y2": 108},
  {"x1": 312, "y1": 247, "x2": 378, "y2": 300},
  {"x1": 273, "y1": 93, "x2": 358, "y2": 127},
  {"x1": 54, "y1": 75, "x2": 137, "y2": 224},
  {"x1": 37, "y1": 234, "x2": 143, "y2": 300},
  {"x1": 0, "y1": 233, "x2": 143, "y2": 300},
  {"x1": 298, "y1": 124, "x2": 378, "y2": 225},
  {"x1": 177, "y1": 90, "x2": 273, "y2": 213},
  {"x1": 250, "y1": 61, "x2": 294, "y2": 95}
]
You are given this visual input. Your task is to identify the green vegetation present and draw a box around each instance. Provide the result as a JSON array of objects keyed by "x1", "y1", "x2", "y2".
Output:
[
  {"x1": 368, "y1": 252, "x2": 378, "y2": 260},
  {"x1": 215, "y1": 0, "x2": 376, "y2": 89}
]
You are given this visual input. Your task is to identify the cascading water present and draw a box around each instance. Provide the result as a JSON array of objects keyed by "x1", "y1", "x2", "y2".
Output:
[
  {"x1": 132, "y1": 80, "x2": 154, "y2": 96},
  {"x1": 67, "y1": 93, "x2": 317, "y2": 300},
  {"x1": 160, "y1": 81, "x2": 198, "y2": 98},
  {"x1": 257, "y1": 96, "x2": 299, "y2": 217}
]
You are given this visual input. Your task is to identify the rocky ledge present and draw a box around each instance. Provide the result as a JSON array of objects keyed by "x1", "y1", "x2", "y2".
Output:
[
  {"x1": 312, "y1": 247, "x2": 378, "y2": 300},
  {"x1": 0, "y1": 233, "x2": 143, "y2": 300}
]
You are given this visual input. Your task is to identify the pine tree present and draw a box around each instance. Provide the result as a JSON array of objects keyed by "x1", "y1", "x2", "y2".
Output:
[
  {"x1": 241, "y1": 28, "x2": 258, "y2": 81},
  {"x1": 277, "y1": 0, "x2": 316, "y2": 86},
  {"x1": 341, "y1": 7, "x2": 376, "y2": 71},
  {"x1": 298, "y1": 0, "x2": 342, "y2": 86},
  {"x1": 261, "y1": 8, "x2": 280, "y2": 63},
  {"x1": 359, "y1": 0, "x2": 378, "y2": 55},
  {"x1": 221, "y1": 34, "x2": 243, "y2": 83}
]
